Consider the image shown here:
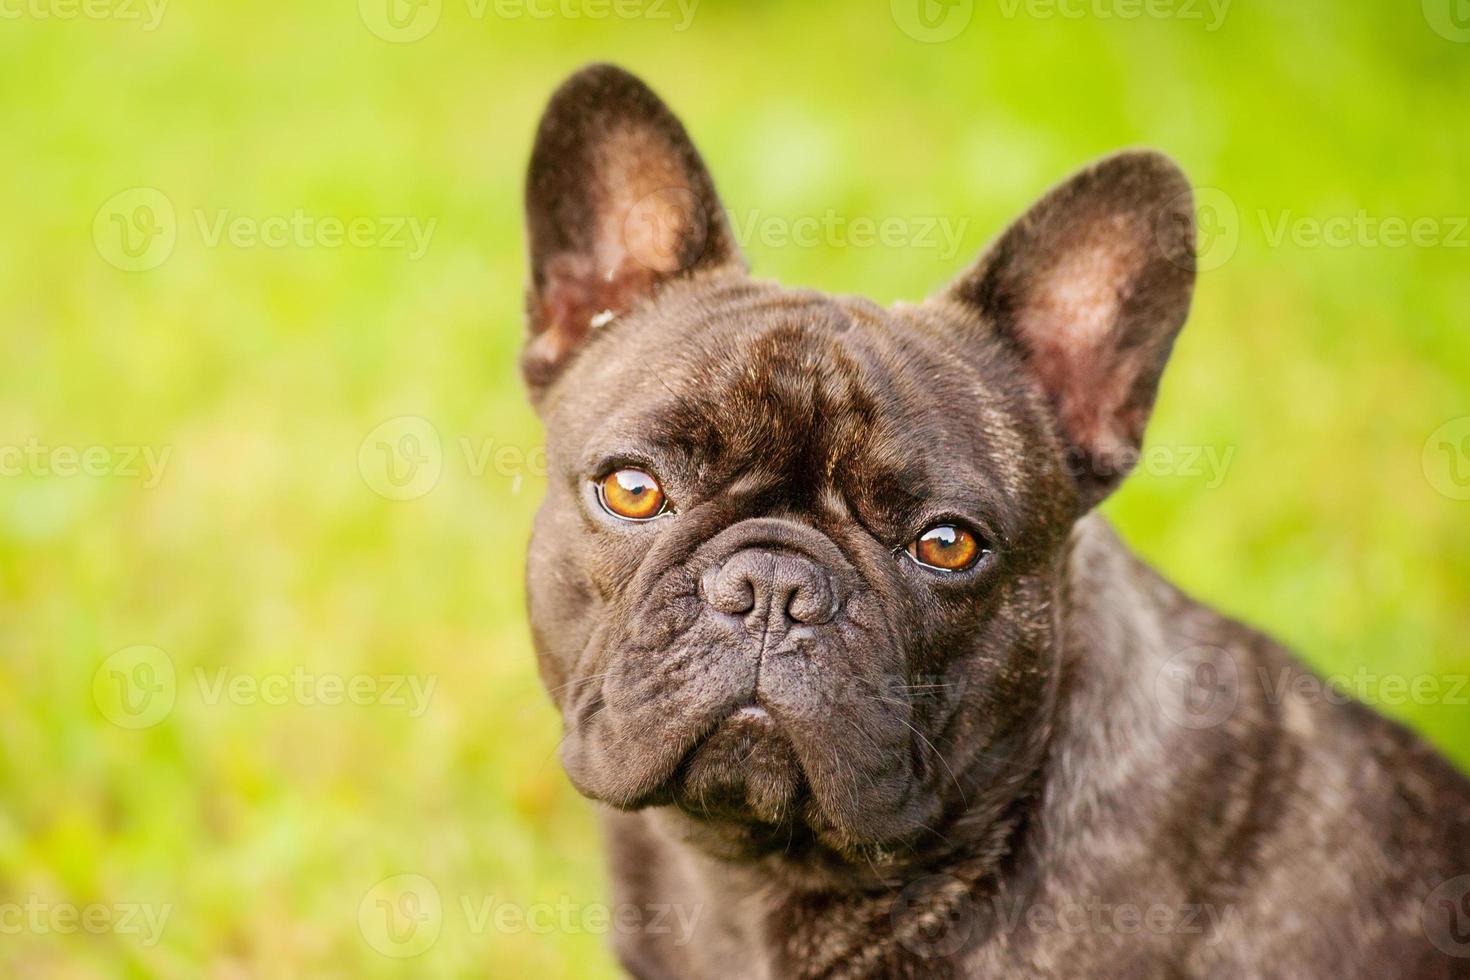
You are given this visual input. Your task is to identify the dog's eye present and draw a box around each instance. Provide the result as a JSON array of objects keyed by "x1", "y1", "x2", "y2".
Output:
[
  {"x1": 597, "y1": 468, "x2": 668, "y2": 521},
  {"x1": 906, "y1": 524, "x2": 984, "y2": 572}
]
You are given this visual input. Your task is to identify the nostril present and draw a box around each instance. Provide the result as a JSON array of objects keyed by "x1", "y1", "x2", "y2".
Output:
[
  {"x1": 703, "y1": 563, "x2": 756, "y2": 616},
  {"x1": 785, "y1": 584, "x2": 834, "y2": 625},
  {"x1": 770, "y1": 554, "x2": 836, "y2": 626}
]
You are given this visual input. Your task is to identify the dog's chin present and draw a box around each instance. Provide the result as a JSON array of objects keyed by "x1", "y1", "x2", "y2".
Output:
[
  {"x1": 670, "y1": 707, "x2": 808, "y2": 826},
  {"x1": 656, "y1": 708, "x2": 939, "y2": 864}
]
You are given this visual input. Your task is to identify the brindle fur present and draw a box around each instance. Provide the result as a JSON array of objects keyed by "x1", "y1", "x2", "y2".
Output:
[{"x1": 518, "y1": 64, "x2": 1470, "y2": 978}]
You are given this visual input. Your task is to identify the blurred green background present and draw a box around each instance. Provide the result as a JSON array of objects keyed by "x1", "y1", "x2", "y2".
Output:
[{"x1": 1, "y1": 0, "x2": 1467, "y2": 975}]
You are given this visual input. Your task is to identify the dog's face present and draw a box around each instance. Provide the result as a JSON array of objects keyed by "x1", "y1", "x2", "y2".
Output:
[{"x1": 521, "y1": 65, "x2": 1195, "y2": 861}]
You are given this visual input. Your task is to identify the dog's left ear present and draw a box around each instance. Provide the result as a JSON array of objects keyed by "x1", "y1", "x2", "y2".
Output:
[
  {"x1": 522, "y1": 64, "x2": 744, "y2": 399},
  {"x1": 944, "y1": 150, "x2": 1196, "y2": 512}
]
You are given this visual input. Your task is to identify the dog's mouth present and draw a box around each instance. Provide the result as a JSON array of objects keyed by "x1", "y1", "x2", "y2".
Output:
[{"x1": 669, "y1": 703, "x2": 810, "y2": 826}]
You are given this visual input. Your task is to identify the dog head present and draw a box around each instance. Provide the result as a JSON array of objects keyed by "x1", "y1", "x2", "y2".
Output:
[{"x1": 520, "y1": 65, "x2": 1195, "y2": 862}]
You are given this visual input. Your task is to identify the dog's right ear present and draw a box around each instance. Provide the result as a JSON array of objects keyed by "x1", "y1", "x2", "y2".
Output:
[
  {"x1": 522, "y1": 64, "x2": 744, "y2": 400},
  {"x1": 942, "y1": 151, "x2": 1196, "y2": 512}
]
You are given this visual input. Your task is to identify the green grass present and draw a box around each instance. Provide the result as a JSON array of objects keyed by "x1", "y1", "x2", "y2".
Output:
[{"x1": 1, "y1": 1, "x2": 1467, "y2": 975}]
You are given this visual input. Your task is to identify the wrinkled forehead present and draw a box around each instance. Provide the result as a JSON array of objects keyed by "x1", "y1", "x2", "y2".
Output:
[{"x1": 560, "y1": 284, "x2": 1038, "y2": 515}]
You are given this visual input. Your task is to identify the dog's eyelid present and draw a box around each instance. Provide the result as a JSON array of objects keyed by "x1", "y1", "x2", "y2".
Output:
[{"x1": 583, "y1": 449, "x2": 666, "y2": 482}]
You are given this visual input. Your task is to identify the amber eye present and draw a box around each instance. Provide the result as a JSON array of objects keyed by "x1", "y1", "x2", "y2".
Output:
[
  {"x1": 906, "y1": 524, "x2": 984, "y2": 572},
  {"x1": 597, "y1": 468, "x2": 668, "y2": 521}
]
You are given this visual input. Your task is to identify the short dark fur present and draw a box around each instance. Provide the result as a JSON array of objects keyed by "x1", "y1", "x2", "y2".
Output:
[{"x1": 519, "y1": 65, "x2": 1470, "y2": 978}]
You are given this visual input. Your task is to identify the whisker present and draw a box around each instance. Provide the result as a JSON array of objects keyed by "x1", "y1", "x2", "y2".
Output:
[
  {"x1": 863, "y1": 695, "x2": 970, "y2": 811},
  {"x1": 543, "y1": 670, "x2": 616, "y2": 699}
]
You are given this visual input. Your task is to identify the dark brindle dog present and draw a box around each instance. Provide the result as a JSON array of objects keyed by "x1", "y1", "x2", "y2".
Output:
[{"x1": 518, "y1": 64, "x2": 1470, "y2": 978}]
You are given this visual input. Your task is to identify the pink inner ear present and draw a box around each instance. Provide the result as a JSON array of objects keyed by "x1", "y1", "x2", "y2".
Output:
[
  {"x1": 591, "y1": 127, "x2": 709, "y2": 278},
  {"x1": 1013, "y1": 238, "x2": 1145, "y2": 459},
  {"x1": 530, "y1": 125, "x2": 711, "y2": 363}
]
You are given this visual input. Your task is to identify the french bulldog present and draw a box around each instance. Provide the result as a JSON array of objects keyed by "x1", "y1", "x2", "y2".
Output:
[{"x1": 518, "y1": 64, "x2": 1470, "y2": 978}]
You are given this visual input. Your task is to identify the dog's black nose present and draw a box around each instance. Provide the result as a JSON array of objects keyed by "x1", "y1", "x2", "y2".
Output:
[{"x1": 703, "y1": 549, "x2": 837, "y2": 628}]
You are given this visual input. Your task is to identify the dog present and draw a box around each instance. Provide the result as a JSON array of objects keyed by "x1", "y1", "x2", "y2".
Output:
[{"x1": 517, "y1": 64, "x2": 1470, "y2": 978}]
